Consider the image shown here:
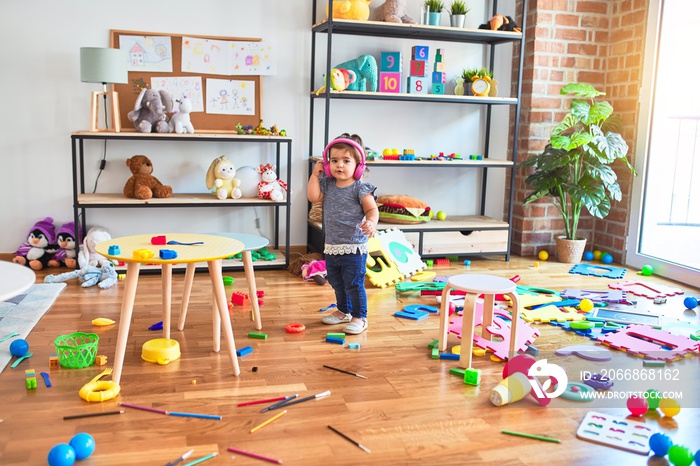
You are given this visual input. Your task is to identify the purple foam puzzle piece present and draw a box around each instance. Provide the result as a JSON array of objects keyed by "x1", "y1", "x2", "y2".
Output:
[
  {"x1": 560, "y1": 289, "x2": 628, "y2": 303},
  {"x1": 555, "y1": 344, "x2": 613, "y2": 361}
]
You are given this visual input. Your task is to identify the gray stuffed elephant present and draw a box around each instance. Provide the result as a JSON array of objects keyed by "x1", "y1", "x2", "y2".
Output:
[
  {"x1": 127, "y1": 88, "x2": 174, "y2": 133},
  {"x1": 333, "y1": 54, "x2": 378, "y2": 92}
]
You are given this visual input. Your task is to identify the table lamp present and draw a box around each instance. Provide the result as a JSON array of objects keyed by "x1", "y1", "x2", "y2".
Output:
[{"x1": 80, "y1": 47, "x2": 128, "y2": 132}]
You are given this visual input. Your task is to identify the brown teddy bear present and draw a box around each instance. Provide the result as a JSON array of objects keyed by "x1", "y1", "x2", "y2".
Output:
[{"x1": 123, "y1": 155, "x2": 173, "y2": 199}]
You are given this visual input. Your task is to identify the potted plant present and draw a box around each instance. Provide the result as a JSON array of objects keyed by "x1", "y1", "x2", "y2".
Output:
[
  {"x1": 449, "y1": 0, "x2": 469, "y2": 27},
  {"x1": 425, "y1": 0, "x2": 444, "y2": 26},
  {"x1": 459, "y1": 67, "x2": 491, "y2": 95},
  {"x1": 519, "y1": 83, "x2": 636, "y2": 263}
]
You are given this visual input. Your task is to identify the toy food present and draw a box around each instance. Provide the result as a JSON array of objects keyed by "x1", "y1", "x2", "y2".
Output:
[{"x1": 376, "y1": 195, "x2": 431, "y2": 224}]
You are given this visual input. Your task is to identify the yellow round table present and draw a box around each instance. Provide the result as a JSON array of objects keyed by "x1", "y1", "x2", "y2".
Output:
[{"x1": 95, "y1": 233, "x2": 244, "y2": 384}]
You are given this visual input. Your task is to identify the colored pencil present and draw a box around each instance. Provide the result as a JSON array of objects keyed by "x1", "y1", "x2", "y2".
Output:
[
  {"x1": 327, "y1": 425, "x2": 371, "y2": 453},
  {"x1": 261, "y1": 394, "x2": 297, "y2": 413},
  {"x1": 227, "y1": 447, "x2": 282, "y2": 464},
  {"x1": 272, "y1": 390, "x2": 331, "y2": 409},
  {"x1": 182, "y1": 452, "x2": 217, "y2": 466},
  {"x1": 250, "y1": 410, "x2": 287, "y2": 433},
  {"x1": 237, "y1": 396, "x2": 287, "y2": 407},
  {"x1": 118, "y1": 402, "x2": 168, "y2": 415},
  {"x1": 501, "y1": 430, "x2": 561, "y2": 443},
  {"x1": 165, "y1": 449, "x2": 194, "y2": 466},
  {"x1": 63, "y1": 410, "x2": 124, "y2": 420},
  {"x1": 323, "y1": 364, "x2": 367, "y2": 379},
  {"x1": 169, "y1": 411, "x2": 222, "y2": 420}
]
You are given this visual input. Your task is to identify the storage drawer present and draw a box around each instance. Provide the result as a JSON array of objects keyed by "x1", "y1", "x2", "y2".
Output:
[{"x1": 420, "y1": 230, "x2": 508, "y2": 255}]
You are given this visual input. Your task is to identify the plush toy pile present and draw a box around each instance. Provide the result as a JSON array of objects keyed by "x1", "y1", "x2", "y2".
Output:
[
  {"x1": 326, "y1": 0, "x2": 372, "y2": 20},
  {"x1": 12, "y1": 217, "x2": 57, "y2": 270},
  {"x1": 479, "y1": 14, "x2": 521, "y2": 32},
  {"x1": 372, "y1": 0, "x2": 416, "y2": 23},
  {"x1": 127, "y1": 89, "x2": 174, "y2": 133},
  {"x1": 123, "y1": 155, "x2": 172, "y2": 199},
  {"x1": 48, "y1": 222, "x2": 80, "y2": 269}
]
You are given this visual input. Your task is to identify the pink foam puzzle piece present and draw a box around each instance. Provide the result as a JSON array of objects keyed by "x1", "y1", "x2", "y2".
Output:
[
  {"x1": 520, "y1": 304, "x2": 586, "y2": 323},
  {"x1": 608, "y1": 280, "x2": 684, "y2": 299},
  {"x1": 597, "y1": 324, "x2": 699, "y2": 361},
  {"x1": 448, "y1": 302, "x2": 540, "y2": 361}
]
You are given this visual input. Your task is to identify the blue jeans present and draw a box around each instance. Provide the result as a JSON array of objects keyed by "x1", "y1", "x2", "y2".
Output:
[{"x1": 325, "y1": 252, "x2": 368, "y2": 319}]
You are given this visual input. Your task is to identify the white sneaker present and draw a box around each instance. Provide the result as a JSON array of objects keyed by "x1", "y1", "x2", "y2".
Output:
[
  {"x1": 343, "y1": 318, "x2": 368, "y2": 335},
  {"x1": 321, "y1": 312, "x2": 352, "y2": 325}
]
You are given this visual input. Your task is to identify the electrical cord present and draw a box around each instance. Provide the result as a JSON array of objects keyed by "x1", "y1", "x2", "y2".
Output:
[{"x1": 92, "y1": 95, "x2": 109, "y2": 193}]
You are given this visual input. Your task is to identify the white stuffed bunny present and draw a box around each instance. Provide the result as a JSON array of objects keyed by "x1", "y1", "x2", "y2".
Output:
[
  {"x1": 206, "y1": 156, "x2": 242, "y2": 200},
  {"x1": 78, "y1": 226, "x2": 112, "y2": 269},
  {"x1": 169, "y1": 97, "x2": 195, "y2": 134}
]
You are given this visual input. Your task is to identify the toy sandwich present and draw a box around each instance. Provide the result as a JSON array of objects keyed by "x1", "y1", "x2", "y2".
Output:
[{"x1": 377, "y1": 195, "x2": 431, "y2": 224}]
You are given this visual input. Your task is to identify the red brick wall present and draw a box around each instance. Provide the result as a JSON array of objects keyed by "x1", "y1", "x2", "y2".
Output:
[{"x1": 509, "y1": 0, "x2": 646, "y2": 263}]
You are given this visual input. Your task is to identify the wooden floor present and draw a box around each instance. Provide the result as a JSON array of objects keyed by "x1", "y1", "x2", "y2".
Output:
[{"x1": 0, "y1": 256, "x2": 698, "y2": 466}]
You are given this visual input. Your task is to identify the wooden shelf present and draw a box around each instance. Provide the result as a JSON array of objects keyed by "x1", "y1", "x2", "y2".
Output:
[
  {"x1": 309, "y1": 156, "x2": 513, "y2": 168},
  {"x1": 311, "y1": 90, "x2": 518, "y2": 105},
  {"x1": 77, "y1": 193, "x2": 286, "y2": 207},
  {"x1": 72, "y1": 131, "x2": 291, "y2": 143},
  {"x1": 309, "y1": 215, "x2": 508, "y2": 232}
]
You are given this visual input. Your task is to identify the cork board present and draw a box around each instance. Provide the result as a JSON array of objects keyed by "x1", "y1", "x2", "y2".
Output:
[{"x1": 110, "y1": 29, "x2": 262, "y2": 132}]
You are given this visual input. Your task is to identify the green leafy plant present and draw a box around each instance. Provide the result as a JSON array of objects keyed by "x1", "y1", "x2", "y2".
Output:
[
  {"x1": 519, "y1": 83, "x2": 636, "y2": 241},
  {"x1": 425, "y1": 0, "x2": 445, "y2": 13},
  {"x1": 461, "y1": 67, "x2": 491, "y2": 82},
  {"x1": 449, "y1": 0, "x2": 469, "y2": 15}
]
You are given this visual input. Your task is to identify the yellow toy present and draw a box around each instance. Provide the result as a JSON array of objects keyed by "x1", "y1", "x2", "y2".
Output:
[
  {"x1": 315, "y1": 68, "x2": 356, "y2": 95},
  {"x1": 326, "y1": 0, "x2": 372, "y2": 21},
  {"x1": 206, "y1": 155, "x2": 243, "y2": 200},
  {"x1": 79, "y1": 369, "x2": 120, "y2": 402}
]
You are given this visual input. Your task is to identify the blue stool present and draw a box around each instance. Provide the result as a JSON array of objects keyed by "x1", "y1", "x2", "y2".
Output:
[{"x1": 178, "y1": 233, "x2": 269, "y2": 351}]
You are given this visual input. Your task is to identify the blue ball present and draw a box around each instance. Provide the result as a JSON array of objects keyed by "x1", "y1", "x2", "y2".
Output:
[
  {"x1": 47, "y1": 443, "x2": 76, "y2": 466},
  {"x1": 694, "y1": 449, "x2": 699, "y2": 466},
  {"x1": 69, "y1": 432, "x2": 95, "y2": 460},
  {"x1": 648, "y1": 432, "x2": 673, "y2": 456},
  {"x1": 602, "y1": 253, "x2": 613, "y2": 264},
  {"x1": 9, "y1": 339, "x2": 29, "y2": 357},
  {"x1": 684, "y1": 296, "x2": 698, "y2": 310},
  {"x1": 583, "y1": 251, "x2": 594, "y2": 261}
]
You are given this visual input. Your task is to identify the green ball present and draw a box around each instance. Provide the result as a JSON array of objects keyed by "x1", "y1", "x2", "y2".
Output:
[
  {"x1": 644, "y1": 389, "x2": 661, "y2": 410},
  {"x1": 668, "y1": 445, "x2": 694, "y2": 466},
  {"x1": 641, "y1": 265, "x2": 654, "y2": 276}
]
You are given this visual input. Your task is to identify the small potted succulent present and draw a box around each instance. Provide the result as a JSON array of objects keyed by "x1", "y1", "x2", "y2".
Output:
[
  {"x1": 425, "y1": 0, "x2": 444, "y2": 26},
  {"x1": 449, "y1": 0, "x2": 469, "y2": 28}
]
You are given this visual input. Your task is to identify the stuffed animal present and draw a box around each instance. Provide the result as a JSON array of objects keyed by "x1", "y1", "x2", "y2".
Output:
[
  {"x1": 206, "y1": 155, "x2": 242, "y2": 200},
  {"x1": 257, "y1": 163, "x2": 288, "y2": 201},
  {"x1": 12, "y1": 217, "x2": 57, "y2": 270},
  {"x1": 44, "y1": 262, "x2": 117, "y2": 289},
  {"x1": 48, "y1": 222, "x2": 80, "y2": 268},
  {"x1": 301, "y1": 260, "x2": 327, "y2": 285},
  {"x1": 123, "y1": 155, "x2": 173, "y2": 199},
  {"x1": 326, "y1": 0, "x2": 372, "y2": 20},
  {"x1": 127, "y1": 88, "x2": 174, "y2": 133},
  {"x1": 333, "y1": 55, "x2": 378, "y2": 92},
  {"x1": 479, "y1": 14, "x2": 521, "y2": 32},
  {"x1": 78, "y1": 226, "x2": 112, "y2": 269},
  {"x1": 372, "y1": 0, "x2": 416, "y2": 23},
  {"x1": 169, "y1": 96, "x2": 195, "y2": 134},
  {"x1": 315, "y1": 68, "x2": 357, "y2": 95}
]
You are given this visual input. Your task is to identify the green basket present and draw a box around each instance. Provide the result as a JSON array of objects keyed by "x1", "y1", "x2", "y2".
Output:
[{"x1": 54, "y1": 332, "x2": 99, "y2": 369}]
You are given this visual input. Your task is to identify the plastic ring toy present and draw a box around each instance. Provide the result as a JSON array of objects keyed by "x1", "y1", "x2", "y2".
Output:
[
  {"x1": 285, "y1": 323, "x2": 306, "y2": 333},
  {"x1": 79, "y1": 380, "x2": 121, "y2": 402},
  {"x1": 557, "y1": 382, "x2": 595, "y2": 402}
]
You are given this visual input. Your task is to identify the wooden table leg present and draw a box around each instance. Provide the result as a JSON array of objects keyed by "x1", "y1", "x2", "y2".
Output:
[
  {"x1": 459, "y1": 293, "x2": 479, "y2": 369},
  {"x1": 437, "y1": 286, "x2": 451, "y2": 352},
  {"x1": 507, "y1": 291, "x2": 521, "y2": 359},
  {"x1": 482, "y1": 293, "x2": 494, "y2": 341},
  {"x1": 212, "y1": 285, "x2": 221, "y2": 353},
  {"x1": 242, "y1": 251, "x2": 262, "y2": 330},
  {"x1": 177, "y1": 263, "x2": 196, "y2": 331},
  {"x1": 113, "y1": 262, "x2": 140, "y2": 385},
  {"x1": 162, "y1": 263, "x2": 172, "y2": 339},
  {"x1": 208, "y1": 259, "x2": 240, "y2": 376}
]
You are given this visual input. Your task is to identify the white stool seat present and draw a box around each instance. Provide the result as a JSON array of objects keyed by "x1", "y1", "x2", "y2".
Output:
[{"x1": 437, "y1": 273, "x2": 521, "y2": 369}]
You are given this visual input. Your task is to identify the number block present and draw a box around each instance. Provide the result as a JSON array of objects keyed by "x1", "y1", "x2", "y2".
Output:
[
  {"x1": 380, "y1": 51, "x2": 402, "y2": 72},
  {"x1": 407, "y1": 76, "x2": 428, "y2": 94},
  {"x1": 433, "y1": 62, "x2": 445, "y2": 72},
  {"x1": 410, "y1": 60, "x2": 427, "y2": 77},
  {"x1": 432, "y1": 71, "x2": 446, "y2": 83},
  {"x1": 431, "y1": 82, "x2": 445, "y2": 94},
  {"x1": 412, "y1": 45, "x2": 429, "y2": 61},
  {"x1": 379, "y1": 72, "x2": 402, "y2": 93}
]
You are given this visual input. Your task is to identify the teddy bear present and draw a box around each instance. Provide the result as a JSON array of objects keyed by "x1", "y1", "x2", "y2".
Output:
[
  {"x1": 47, "y1": 222, "x2": 80, "y2": 268},
  {"x1": 326, "y1": 0, "x2": 372, "y2": 21},
  {"x1": 12, "y1": 217, "x2": 57, "y2": 270},
  {"x1": 372, "y1": 0, "x2": 416, "y2": 23},
  {"x1": 169, "y1": 96, "x2": 195, "y2": 134},
  {"x1": 127, "y1": 88, "x2": 174, "y2": 133},
  {"x1": 206, "y1": 155, "x2": 242, "y2": 200},
  {"x1": 257, "y1": 163, "x2": 288, "y2": 201},
  {"x1": 123, "y1": 155, "x2": 173, "y2": 199}
]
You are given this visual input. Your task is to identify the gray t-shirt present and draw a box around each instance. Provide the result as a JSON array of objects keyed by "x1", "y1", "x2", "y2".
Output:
[{"x1": 319, "y1": 175, "x2": 377, "y2": 255}]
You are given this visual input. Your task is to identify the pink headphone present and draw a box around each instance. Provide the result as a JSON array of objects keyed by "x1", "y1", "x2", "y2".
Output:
[{"x1": 322, "y1": 138, "x2": 366, "y2": 180}]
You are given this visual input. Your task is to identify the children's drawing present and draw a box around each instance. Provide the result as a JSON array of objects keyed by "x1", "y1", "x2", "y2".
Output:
[
  {"x1": 119, "y1": 35, "x2": 173, "y2": 72},
  {"x1": 230, "y1": 40, "x2": 277, "y2": 75},
  {"x1": 151, "y1": 76, "x2": 204, "y2": 112},
  {"x1": 206, "y1": 78, "x2": 255, "y2": 115},
  {"x1": 182, "y1": 36, "x2": 230, "y2": 75}
]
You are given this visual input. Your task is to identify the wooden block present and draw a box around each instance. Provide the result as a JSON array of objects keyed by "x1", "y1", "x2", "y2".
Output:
[
  {"x1": 380, "y1": 51, "x2": 402, "y2": 72},
  {"x1": 95, "y1": 355, "x2": 108, "y2": 366},
  {"x1": 432, "y1": 71, "x2": 446, "y2": 83},
  {"x1": 409, "y1": 60, "x2": 427, "y2": 76},
  {"x1": 248, "y1": 332, "x2": 268, "y2": 339},
  {"x1": 379, "y1": 72, "x2": 402, "y2": 93},
  {"x1": 407, "y1": 77, "x2": 428, "y2": 94},
  {"x1": 411, "y1": 45, "x2": 429, "y2": 61}
]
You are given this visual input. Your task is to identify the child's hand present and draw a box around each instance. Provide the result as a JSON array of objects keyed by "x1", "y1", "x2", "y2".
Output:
[
  {"x1": 312, "y1": 161, "x2": 324, "y2": 177},
  {"x1": 359, "y1": 220, "x2": 376, "y2": 237}
]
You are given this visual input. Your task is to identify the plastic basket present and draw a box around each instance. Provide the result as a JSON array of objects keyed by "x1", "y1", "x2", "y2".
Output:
[{"x1": 54, "y1": 332, "x2": 99, "y2": 369}]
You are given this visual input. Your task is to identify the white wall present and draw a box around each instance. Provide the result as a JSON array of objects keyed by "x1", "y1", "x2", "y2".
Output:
[{"x1": 0, "y1": 0, "x2": 512, "y2": 253}]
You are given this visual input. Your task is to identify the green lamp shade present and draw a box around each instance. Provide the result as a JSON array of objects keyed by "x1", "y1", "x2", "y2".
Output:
[{"x1": 80, "y1": 47, "x2": 127, "y2": 84}]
